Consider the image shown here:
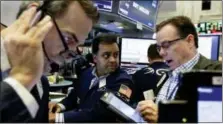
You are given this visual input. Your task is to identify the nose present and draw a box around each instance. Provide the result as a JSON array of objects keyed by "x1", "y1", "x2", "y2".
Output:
[
  {"x1": 109, "y1": 56, "x2": 116, "y2": 62},
  {"x1": 159, "y1": 47, "x2": 167, "y2": 57}
]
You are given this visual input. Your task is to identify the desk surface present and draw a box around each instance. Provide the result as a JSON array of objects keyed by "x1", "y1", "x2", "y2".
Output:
[{"x1": 49, "y1": 80, "x2": 73, "y2": 87}]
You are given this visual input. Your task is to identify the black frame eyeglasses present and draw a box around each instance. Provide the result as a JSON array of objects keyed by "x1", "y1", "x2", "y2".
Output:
[
  {"x1": 156, "y1": 37, "x2": 185, "y2": 52},
  {"x1": 38, "y1": 0, "x2": 78, "y2": 58}
]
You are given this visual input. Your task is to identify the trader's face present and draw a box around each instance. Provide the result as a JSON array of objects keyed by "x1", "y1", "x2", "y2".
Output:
[
  {"x1": 43, "y1": 1, "x2": 93, "y2": 71},
  {"x1": 94, "y1": 43, "x2": 119, "y2": 76},
  {"x1": 156, "y1": 24, "x2": 193, "y2": 70}
]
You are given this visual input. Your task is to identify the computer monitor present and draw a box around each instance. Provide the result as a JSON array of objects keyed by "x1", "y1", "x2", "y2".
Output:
[
  {"x1": 118, "y1": 0, "x2": 159, "y2": 30},
  {"x1": 197, "y1": 86, "x2": 222, "y2": 122},
  {"x1": 93, "y1": 0, "x2": 113, "y2": 12},
  {"x1": 177, "y1": 70, "x2": 222, "y2": 122},
  {"x1": 120, "y1": 38, "x2": 156, "y2": 74},
  {"x1": 121, "y1": 38, "x2": 156, "y2": 64},
  {"x1": 198, "y1": 35, "x2": 220, "y2": 61}
]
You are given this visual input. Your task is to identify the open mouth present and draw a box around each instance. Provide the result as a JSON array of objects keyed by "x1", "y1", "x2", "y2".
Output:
[{"x1": 166, "y1": 60, "x2": 173, "y2": 64}]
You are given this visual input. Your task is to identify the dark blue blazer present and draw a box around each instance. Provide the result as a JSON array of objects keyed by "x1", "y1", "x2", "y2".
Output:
[
  {"x1": 60, "y1": 67, "x2": 134, "y2": 122},
  {"x1": 131, "y1": 62, "x2": 169, "y2": 104},
  {"x1": 0, "y1": 76, "x2": 49, "y2": 123}
]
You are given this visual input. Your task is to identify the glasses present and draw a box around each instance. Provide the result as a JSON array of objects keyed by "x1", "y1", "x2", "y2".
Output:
[
  {"x1": 51, "y1": 19, "x2": 79, "y2": 55},
  {"x1": 156, "y1": 37, "x2": 184, "y2": 52},
  {"x1": 39, "y1": 1, "x2": 79, "y2": 59}
]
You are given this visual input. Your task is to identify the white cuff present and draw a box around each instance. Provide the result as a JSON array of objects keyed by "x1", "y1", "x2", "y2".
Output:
[
  {"x1": 56, "y1": 113, "x2": 65, "y2": 123},
  {"x1": 4, "y1": 77, "x2": 39, "y2": 118},
  {"x1": 57, "y1": 103, "x2": 66, "y2": 111}
]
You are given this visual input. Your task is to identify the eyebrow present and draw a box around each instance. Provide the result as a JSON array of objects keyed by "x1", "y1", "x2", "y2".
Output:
[{"x1": 61, "y1": 28, "x2": 79, "y2": 41}]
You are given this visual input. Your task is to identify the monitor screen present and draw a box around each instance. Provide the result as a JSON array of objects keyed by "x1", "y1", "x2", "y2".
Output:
[
  {"x1": 197, "y1": 86, "x2": 222, "y2": 122},
  {"x1": 102, "y1": 92, "x2": 146, "y2": 122},
  {"x1": 93, "y1": 0, "x2": 113, "y2": 12},
  {"x1": 198, "y1": 35, "x2": 220, "y2": 60},
  {"x1": 118, "y1": 0, "x2": 159, "y2": 29},
  {"x1": 121, "y1": 38, "x2": 156, "y2": 64}
]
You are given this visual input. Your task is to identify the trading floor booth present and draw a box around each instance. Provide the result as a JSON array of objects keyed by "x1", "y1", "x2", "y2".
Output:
[{"x1": 158, "y1": 70, "x2": 222, "y2": 123}]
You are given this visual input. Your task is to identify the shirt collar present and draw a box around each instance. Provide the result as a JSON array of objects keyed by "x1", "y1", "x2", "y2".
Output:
[
  {"x1": 92, "y1": 67, "x2": 109, "y2": 79},
  {"x1": 170, "y1": 52, "x2": 200, "y2": 76}
]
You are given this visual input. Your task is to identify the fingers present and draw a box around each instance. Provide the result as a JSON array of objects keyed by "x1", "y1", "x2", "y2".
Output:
[
  {"x1": 143, "y1": 115, "x2": 158, "y2": 123},
  {"x1": 141, "y1": 107, "x2": 157, "y2": 116},
  {"x1": 136, "y1": 100, "x2": 158, "y2": 123},
  {"x1": 55, "y1": 107, "x2": 61, "y2": 113},
  {"x1": 49, "y1": 103, "x2": 55, "y2": 112},
  {"x1": 33, "y1": 21, "x2": 53, "y2": 43},
  {"x1": 138, "y1": 103, "x2": 157, "y2": 112},
  {"x1": 16, "y1": 7, "x2": 37, "y2": 34},
  {"x1": 138, "y1": 100, "x2": 153, "y2": 106},
  {"x1": 26, "y1": 15, "x2": 52, "y2": 39},
  {"x1": 137, "y1": 100, "x2": 157, "y2": 112}
]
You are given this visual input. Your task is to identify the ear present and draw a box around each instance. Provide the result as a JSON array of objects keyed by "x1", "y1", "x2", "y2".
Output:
[
  {"x1": 187, "y1": 34, "x2": 195, "y2": 48},
  {"x1": 148, "y1": 57, "x2": 151, "y2": 63},
  {"x1": 93, "y1": 54, "x2": 97, "y2": 63}
]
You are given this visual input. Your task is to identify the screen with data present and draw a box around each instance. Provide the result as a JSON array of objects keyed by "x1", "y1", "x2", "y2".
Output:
[
  {"x1": 118, "y1": 0, "x2": 159, "y2": 29},
  {"x1": 93, "y1": 0, "x2": 113, "y2": 12},
  {"x1": 121, "y1": 38, "x2": 156, "y2": 64},
  {"x1": 197, "y1": 86, "x2": 222, "y2": 122},
  {"x1": 198, "y1": 35, "x2": 220, "y2": 61}
]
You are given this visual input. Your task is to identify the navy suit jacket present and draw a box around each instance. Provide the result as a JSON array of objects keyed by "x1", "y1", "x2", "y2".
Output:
[
  {"x1": 60, "y1": 67, "x2": 134, "y2": 122},
  {"x1": 0, "y1": 76, "x2": 49, "y2": 123},
  {"x1": 131, "y1": 62, "x2": 169, "y2": 104}
]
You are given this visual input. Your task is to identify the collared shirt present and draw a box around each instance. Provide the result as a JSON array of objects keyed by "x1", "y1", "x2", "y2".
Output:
[
  {"x1": 156, "y1": 53, "x2": 200, "y2": 103},
  {"x1": 89, "y1": 68, "x2": 109, "y2": 89}
]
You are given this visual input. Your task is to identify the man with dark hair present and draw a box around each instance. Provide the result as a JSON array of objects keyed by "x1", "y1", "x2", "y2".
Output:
[
  {"x1": 137, "y1": 16, "x2": 221, "y2": 123},
  {"x1": 48, "y1": 34, "x2": 134, "y2": 122},
  {"x1": 131, "y1": 44, "x2": 169, "y2": 105},
  {"x1": 0, "y1": 0, "x2": 99, "y2": 122}
]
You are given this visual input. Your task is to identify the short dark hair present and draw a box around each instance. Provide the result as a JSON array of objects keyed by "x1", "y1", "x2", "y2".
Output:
[
  {"x1": 147, "y1": 44, "x2": 162, "y2": 60},
  {"x1": 92, "y1": 34, "x2": 119, "y2": 55},
  {"x1": 16, "y1": 0, "x2": 99, "y2": 24},
  {"x1": 156, "y1": 16, "x2": 198, "y2": 48}
]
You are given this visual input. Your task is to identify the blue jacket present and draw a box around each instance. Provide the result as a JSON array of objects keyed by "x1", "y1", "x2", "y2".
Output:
[
  {"x1": 60, "y1": 67, "x2": 134, "y2": 122},
  {"x1": 0, "y1": 76, "x2": 49, "y2": 123},
  {"x1": 131, "y1": 62, "x2": 169, "y2": 104}
]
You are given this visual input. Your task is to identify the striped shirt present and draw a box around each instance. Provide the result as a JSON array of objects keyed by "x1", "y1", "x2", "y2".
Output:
[{"x1": 156, "y1": 53, "x2": 200, "y2": 103}]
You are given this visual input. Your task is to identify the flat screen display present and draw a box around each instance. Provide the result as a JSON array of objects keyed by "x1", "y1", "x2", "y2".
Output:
[
  {"x1": 197, "y1": 86, "x2": 222, "y2": 122},
  {"x1": 120, "y1": 38, "x2": 156, "y2": 74},
  {"x1": 93, "y1": 0, "x2": 113, "y2": 12},
  {"x1": 118, "y1": 0, "x2": 159, "y2": 29},
  {"x1": 121, "y1": 38, "x2": 156, "y2": 64},
  {"x1": 198, "y1": 35, "x2": 220, "y2": 60}
]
